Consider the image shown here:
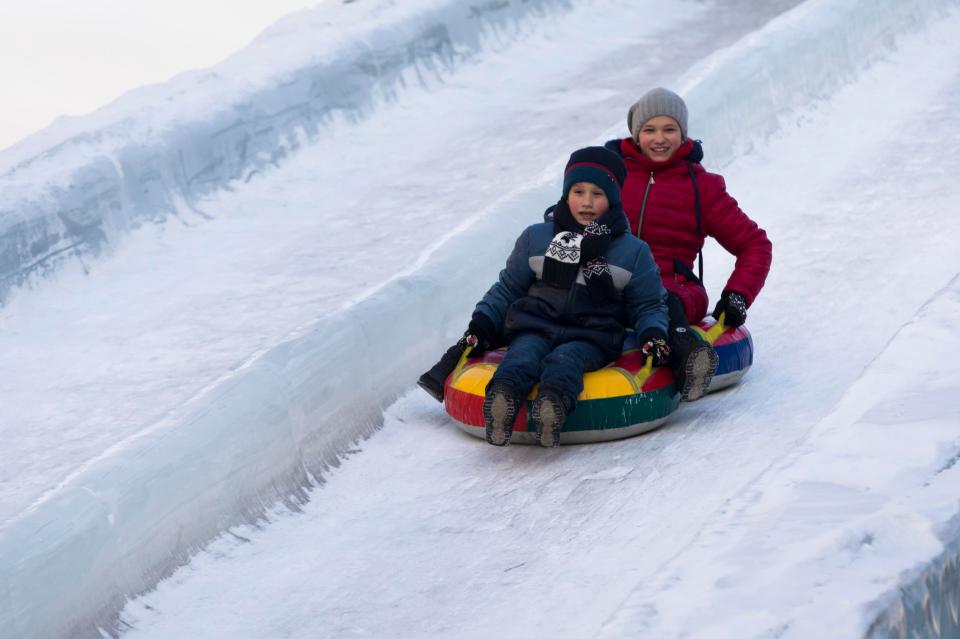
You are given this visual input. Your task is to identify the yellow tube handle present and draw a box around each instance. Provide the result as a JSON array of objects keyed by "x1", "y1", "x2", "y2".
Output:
[
  {"x1": 703, "y1": 312, "x2": 728, "y2": 345},
  {"x1": 633, "y1": 354, "x2": 655, "y2": 387},
  {"x1": 451, "y1": 345, "x2": 474, "y2": 381}
]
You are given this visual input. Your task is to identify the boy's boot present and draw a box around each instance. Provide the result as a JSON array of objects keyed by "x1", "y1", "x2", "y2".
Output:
[
  {"x1": 531, "y1": 387, "x2": 572, "y2": 448},
  {"x1": 669, "y1": 326, "x2": 718, "y2": 402},
  {"x1": 417, "y1": 340, "x2": 470, "y2": 402},
  {"x1": 482, "y1": 382, "x2": 522, "y2": 446}
]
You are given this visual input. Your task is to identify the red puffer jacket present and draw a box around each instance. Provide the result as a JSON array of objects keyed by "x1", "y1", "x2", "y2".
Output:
[{"x1": 610, "y1": 137, "x2": 772, "y2": 323}]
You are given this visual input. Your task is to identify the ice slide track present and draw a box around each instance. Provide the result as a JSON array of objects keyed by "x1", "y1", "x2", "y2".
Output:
[
  {"x1": 5, "y1": 1, "x2": 822, "y2": 636},
  {"x1": 5, "y1": 0, "x2": 960, "y2": 637},
  {"x1": 117, "y1": 4, "x2": 960, "y2": 639}
]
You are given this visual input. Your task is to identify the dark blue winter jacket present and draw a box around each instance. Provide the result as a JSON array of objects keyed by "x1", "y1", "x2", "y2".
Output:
[{"x1": 474, "y1": 221, "x2": 669, "y2": 361}]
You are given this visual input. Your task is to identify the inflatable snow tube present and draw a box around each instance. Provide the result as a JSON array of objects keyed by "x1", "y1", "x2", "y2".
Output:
[
  {"x1": 442, "y1": 319, "x2": 753, "y2": 445},
  {"x1": 443, "y1": 333, "x2": 680, "y2": 445},
  {"x1": 692, "y1": 318, "x2": 753, "y2": 392}
]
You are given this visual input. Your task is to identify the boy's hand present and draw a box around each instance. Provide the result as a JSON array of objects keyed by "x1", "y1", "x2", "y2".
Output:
[
  {"x1": 466, "y1": 313, "x2": 498, "y2": 353},
  {"x1": 711, "y1": 291, "x2": 748, "y2": 328},
  {"x1": 640, "y1": 337, "x2": 671, "y2": 367}
]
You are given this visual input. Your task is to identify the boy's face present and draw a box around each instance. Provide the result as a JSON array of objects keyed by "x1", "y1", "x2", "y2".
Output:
[
  {"x1": 567, "y1": 182, "x2": 610, "y2": 225},
  {"x1": 636, "y1": 115, "x2": 683, "y2": 162}
]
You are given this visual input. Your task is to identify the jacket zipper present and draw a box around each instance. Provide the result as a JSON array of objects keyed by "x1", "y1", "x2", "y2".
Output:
[
  {"x1": 637, "y1": 171, "x2": 655, "y2": 238},
  {"x1": 556, "y1": 267, "x2": 581, "y2": 344}
]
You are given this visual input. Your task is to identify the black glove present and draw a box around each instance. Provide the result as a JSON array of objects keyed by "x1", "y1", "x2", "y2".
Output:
[
  {"x1": 640, "y1": 337, "x2": 671, "y2": 367},
  {"x1": 467, "y1": 313, "x2": 498, "y2": 353},
  {"x1": 712, "y1": 291, "x2": 748, "y2": 328}
]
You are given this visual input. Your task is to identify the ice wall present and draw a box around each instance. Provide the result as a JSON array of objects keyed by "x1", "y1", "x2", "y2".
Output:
[
  {"x1": 2, "y1": 0, "x2": 959, "y2": 637},
  {"x1": 867, "y1": 538, "x2": 960, "y2": 638},
  {"x1": 680, "y1": 0, "x2": 958, "y2": 169},
  {"x1": 0, "y1": 0, "x2": 570, "y2": 306},
  {"x1": 0, "y1": 176, "x2": 547, "y2": 638}
]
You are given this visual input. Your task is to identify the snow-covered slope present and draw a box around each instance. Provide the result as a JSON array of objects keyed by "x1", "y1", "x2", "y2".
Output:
[
  {"x1": 2, "y1": 0, "x2": 778, "y2": 531},
  {"x1": 2, "y1": 1, "x2": 810, "y2": 636},
  {"x1": 2, "y1": 0, "x2": 959, "y2": 637},
  {"x1": 599, "y1": 277, "x2": 960, "y2": 638},
  {"x1": 113, "y1": 4, "x2": 960, "y2": 635}
]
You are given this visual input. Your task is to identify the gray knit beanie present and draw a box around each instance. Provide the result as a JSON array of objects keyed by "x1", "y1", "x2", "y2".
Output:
[{"x1": 627, "y1": 88, "x2": 688, "y2": 140}]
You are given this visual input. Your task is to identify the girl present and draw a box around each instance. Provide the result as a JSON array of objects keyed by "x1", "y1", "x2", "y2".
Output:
[{"x1": 605, "y1": 87, "x2": 772, "y2": 400}]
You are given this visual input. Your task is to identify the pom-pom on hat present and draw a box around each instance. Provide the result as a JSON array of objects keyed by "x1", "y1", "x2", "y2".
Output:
[
  {"x1": 562, "y1": 146, "x2": 627, "y2": 206},
  {"x1": 627, "y1": 87, "x2": 688, "y2": 140}
]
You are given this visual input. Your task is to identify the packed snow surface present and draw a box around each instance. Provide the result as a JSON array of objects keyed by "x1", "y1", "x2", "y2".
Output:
[
  {"x1": 0, "y1": 0, "x2": 799, "y2": 530},
  {"x1": 2, "y1": 0, "x2": 959, "y2": 637},
  {"x1": 115, "y1": 6, "x2": 960, "y2": 637}
]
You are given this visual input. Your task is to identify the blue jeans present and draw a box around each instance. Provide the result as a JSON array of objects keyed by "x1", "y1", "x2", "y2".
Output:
[{"x1": 489, "y1": 332, "x2": 611, "y2": 406}]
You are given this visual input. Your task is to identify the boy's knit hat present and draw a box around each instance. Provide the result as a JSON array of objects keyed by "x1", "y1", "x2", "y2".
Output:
[
  {"x1": 562, "y1": 146, "x2": 627, "y2": 205},
  {"x1": 627, "y1": 87, "x2": 688, "y2": 140}
]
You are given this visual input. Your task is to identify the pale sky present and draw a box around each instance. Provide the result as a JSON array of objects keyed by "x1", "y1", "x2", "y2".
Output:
[{"x1": 0, "y1": 0, "x2": 325, "y2": 152}]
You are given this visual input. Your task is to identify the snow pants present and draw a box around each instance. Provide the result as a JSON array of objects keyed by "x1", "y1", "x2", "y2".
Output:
[{"x1": 488, "y1": 332, "x2": 610, "y2": 408}]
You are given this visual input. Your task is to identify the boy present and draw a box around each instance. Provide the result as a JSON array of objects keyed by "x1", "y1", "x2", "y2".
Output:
[{"x1": 422, "y1": 147, "x2": 672, "y2": 447}]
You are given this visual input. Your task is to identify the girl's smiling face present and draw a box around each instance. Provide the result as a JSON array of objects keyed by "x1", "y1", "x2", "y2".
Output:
[
  {"x1": 636, "y1": 115, "x2": 683, "y2": 162},
  {"x1": 567, "y1": 182, "x2": 610, "y2": 225}
]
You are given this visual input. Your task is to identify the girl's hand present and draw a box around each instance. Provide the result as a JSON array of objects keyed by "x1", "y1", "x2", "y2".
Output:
[{"x1": 712, "y1": 291, "x2": 748, "y2": 328}]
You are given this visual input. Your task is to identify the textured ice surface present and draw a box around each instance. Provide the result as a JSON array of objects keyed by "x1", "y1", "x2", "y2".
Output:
[
  {"x1": 2, "y1": 0, "x2": 960, "y2": 637},
  {"x1": 0, "y1": 0, "x2": 573, "y2": 304}
]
